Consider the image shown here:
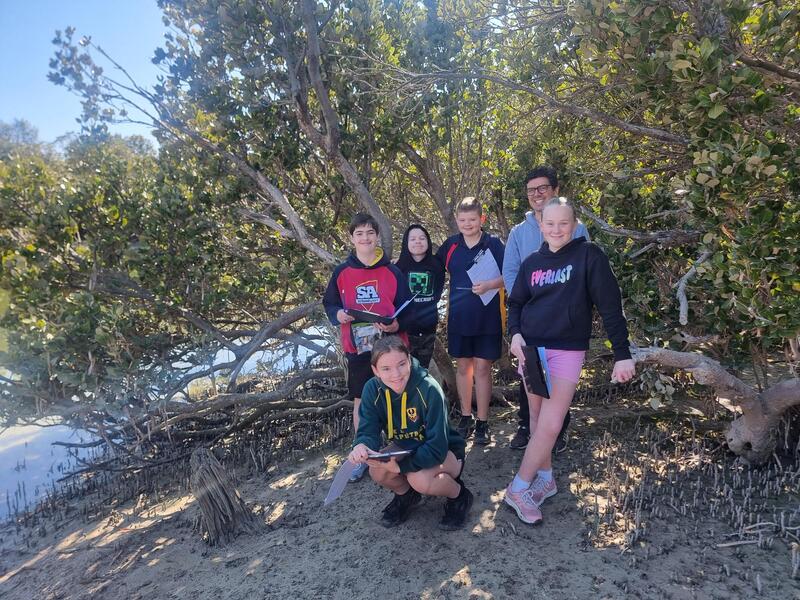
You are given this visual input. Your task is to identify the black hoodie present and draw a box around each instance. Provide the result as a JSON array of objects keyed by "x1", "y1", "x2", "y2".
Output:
[
  {"x1": 395, "y1": 225, "x2": 445, "y2": 335},
  {"x1": 507, "y1": 238, "x2": 632, "y2": 360}
]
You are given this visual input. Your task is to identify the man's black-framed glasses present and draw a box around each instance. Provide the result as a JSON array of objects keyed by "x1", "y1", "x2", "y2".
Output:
[{"x1": 526, "y1": 184, "x2": 552, "y2": 195}]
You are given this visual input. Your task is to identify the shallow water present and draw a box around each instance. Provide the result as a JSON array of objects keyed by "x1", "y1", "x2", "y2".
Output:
[{"x1": 0, "y1": 424, "x2": 97, "y2": 520}]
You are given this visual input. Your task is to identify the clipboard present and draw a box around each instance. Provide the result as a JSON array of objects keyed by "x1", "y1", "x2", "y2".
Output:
[
  {"x1": 367, "y1": 449, "x2": 413, "y2": 462},
  {"x1": 345, "y1": 293, "x2": 418, "y2": 325},
  {"x1": 521, "y1": 346, "x2": 552, "y2": 398},
  {"x1": 344, "y1": 308, "x2": 393, "y2": 325}
]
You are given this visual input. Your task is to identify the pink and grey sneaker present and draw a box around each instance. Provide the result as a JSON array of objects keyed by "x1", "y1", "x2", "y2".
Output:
[
  {"x1": 529, "y1": 477, "x2": 557, "y2": 506},
  {"x1": 504, "y1": 484, "x2": 543, "y2": 525}
]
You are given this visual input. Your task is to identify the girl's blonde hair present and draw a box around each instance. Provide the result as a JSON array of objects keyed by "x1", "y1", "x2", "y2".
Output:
[{"x1": 543, "y1": 196, "x2": 577, "y2": 221}]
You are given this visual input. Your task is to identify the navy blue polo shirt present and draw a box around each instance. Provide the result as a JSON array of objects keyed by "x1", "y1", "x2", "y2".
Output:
[{"x1": 436, "y1": 232, "x2": 505, "y2": 336}]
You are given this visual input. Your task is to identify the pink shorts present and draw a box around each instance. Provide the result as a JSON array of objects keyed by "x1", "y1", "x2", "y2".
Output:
[{"x1": 518, "y1": 348, "x2": 586, "y2": 385}]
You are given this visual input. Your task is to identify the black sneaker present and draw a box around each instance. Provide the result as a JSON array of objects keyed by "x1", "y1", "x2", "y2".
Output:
[
  {"x1": 381, "y1": 489, "x2": 421, "y2": 528},
  {"x1": 509, "y1": 426, "x2": 529, "y2": 450},
  {"x1": 439, "y1": 484, "x2": 474, "y2": 530},
  {"x1": 474, "y1": 420, "x2": 490, "y2": 445},
  {"x1": 554, "y1": 432, "x2": 568, "y2": 453},
  {"x1": 456, "y1": 414, "x2": 474, "y2": 440}
]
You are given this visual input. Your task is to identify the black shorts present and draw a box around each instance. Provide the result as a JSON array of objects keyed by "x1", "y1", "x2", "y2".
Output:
[
  {"x1": 346, "y1": 353, "x2": 374, "y2": 400},
  {"x1": 447, "y1": 332, "x2": 502, "y2": 360},
  {"x1": 407, "y1": 332, "x2": 436, "y2": 369}
]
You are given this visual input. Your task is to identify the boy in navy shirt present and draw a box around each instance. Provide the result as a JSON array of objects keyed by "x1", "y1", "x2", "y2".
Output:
[{"x1": 436, "y1": 198, "x2": 505, "y2": 445}]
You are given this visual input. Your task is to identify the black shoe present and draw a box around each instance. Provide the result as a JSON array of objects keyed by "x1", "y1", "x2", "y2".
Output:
[
  {"x1": 439, "y1": 484, "x2": 474, "y2": 530},
  {"x1": 381, "y1": 489, "x2": 421, "y2": 528},
  {"x1": 474, "y1": 420, "x2": 490, "y2": 445},
  {"x1": 456, "y1": 414, "x2": 474, "y2": 440},
  {"x1": 554, "y1": 432, "x2": 568, "y2": 454},
  {"x1": 509, "y1": 426, "x2": 529, "y2": 450}
]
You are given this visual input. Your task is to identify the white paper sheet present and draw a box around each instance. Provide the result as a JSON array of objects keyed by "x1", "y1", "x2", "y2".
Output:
[{"x1": 466, "y1": 249, "x2": 501, "y2": 306}]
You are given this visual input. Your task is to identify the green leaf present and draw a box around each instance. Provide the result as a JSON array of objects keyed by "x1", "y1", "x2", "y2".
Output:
[
  {"x1": 708, "y1": 104, "x2": 725, "y2": 119},
  {"x1": 667, "y1": 59, "x2": 692, "y2": 71}
]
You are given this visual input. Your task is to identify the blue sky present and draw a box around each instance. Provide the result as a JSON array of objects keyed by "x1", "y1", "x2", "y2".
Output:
[{"x1": 0, "y1": 0, "x2": 167, "y2": 142}]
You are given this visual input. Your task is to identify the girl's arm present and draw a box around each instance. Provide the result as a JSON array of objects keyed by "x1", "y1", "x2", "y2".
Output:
[
  {"x1": 397, "y1": 381, "x2": 450, "y2": 473},
  {"x1": 352, "y1": 380, "x2": 384, "y2": 452},
  {"x1": 506, "y1": 262, "x2": 532, "y2": 339},
  {"x1": 586, "y1": 247, "x2": 633, "y2": 362}
]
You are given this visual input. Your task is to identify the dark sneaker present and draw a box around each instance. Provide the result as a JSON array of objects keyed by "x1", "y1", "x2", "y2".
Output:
[
  {"x1": 509, "y1": 427, "x2": 529, "y2": 450},
  {"x1": 456, "y1": 414, "x2": 474, "y2": 440},
  {"x1": 381, "y1": 489, "x2": 421, "y2": 528},
  {"x1": 554, "y1": 432, "x2": 568, "y2": 454},
  {"x1": 439, "y1": 484, "x2": 474, "y2": 530},
  {"x1": 474, "y1": 420, "x2": 490, "y2": 445}
]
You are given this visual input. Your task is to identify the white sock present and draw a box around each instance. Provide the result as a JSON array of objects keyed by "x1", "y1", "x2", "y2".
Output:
[
  {"x1": 537, "y1": 469, "x2": 553, "y2": 483},
  {"x1": 511, "y1": 475, "x2": 531, "y2": 493}
]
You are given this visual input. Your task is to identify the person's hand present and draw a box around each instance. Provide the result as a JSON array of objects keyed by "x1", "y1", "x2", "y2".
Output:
[
  {"x1": 366, "y1": 457, "x2": 401, "y2": 473},
  {"x1": 337, "y1": 309, "x2": 354, "y2": 324},
  {"x1": 611, "y1": 359, "x2": 636, "y2": 383},
  {"x1": 472, "y1": 281, "x2": 490, "y2": 295},
  {"x1": 376, "y1": 318, "x2": 399, "y2": 333},
  {"x1": 510, "y1": 333, "x2": 526, "y2": 363},
  {"x1": 349, "y1": 443, "x2": 371, "y2": 464}
]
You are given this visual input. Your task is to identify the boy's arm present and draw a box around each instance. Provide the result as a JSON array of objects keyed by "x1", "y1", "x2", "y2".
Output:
[
  {"x1": 353, "y1": 380, "x2": 383, "y2": 451},
  {"x1": 397, "y1": 382, "x2": 449, "y2": 473},
  {"x1": 433, "y1": 256, "x2": 446, "y2": 302},
  {"x1": 322, "y1": 267, "x2": 344, "y2": 325}
]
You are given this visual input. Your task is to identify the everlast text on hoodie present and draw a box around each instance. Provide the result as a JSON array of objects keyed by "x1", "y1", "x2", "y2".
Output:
[{"x1": 507, "y1": 238, "x2": 632, "y2": 361}]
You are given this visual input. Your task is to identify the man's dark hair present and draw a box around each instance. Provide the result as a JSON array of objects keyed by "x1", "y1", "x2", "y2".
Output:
[
  {"x1": 348, "y1": 212, "x2": 380, "y2": 235},
  {"x1": 525, "y1": 166, "x2": 558, "y2": 190}
]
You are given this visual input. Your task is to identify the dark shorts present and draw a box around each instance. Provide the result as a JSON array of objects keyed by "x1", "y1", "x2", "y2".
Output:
[
  {"x1": 346, "y1": 353, "x2": 374, "y2": 400},
  {"x1": 407, "y1": 332, "x2": 436, "y2": 368},
  {"x1": 447, "y1": 332, "x2": 502, "y2": 360}
]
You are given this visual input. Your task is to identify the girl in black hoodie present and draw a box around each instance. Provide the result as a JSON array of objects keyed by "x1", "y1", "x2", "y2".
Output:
[
  {"x1": 503, "y1": 198, "x2": 636, "y2": 525},
  {"x1": 395, "y1": 224, "x2": 446, "y2": 368}
]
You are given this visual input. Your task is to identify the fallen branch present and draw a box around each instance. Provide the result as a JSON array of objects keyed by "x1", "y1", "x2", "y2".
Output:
[{"x1": 632, "y1": 346, "x2": 800, "y2": 464}]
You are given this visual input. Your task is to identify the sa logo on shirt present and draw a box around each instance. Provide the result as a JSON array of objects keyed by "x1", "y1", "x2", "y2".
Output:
[
  {"x1": 355, "y1": 280, "x2": 380, "y2": 305},
  {"x1": 406, "y1": 407, "x2": 418, "y2": 423}
]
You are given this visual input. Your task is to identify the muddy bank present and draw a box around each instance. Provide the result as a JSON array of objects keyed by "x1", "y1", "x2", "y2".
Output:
[{"x1": 1, "y1": 401, "x2": 798, "y2": 600}]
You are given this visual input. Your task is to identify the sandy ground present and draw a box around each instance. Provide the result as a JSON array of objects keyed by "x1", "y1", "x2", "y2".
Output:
[{"x1": 1, "y1": 400, "x2": 799, "y2": 600}]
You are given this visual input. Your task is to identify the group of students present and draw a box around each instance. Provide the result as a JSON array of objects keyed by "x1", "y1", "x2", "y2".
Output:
[{"x1": 322, "y1": 166, "x2": 636, "y2": 529}]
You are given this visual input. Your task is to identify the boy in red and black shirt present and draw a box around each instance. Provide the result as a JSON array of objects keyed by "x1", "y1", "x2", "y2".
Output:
[{"x1": 323, "y1": 213, "x2": 410, "y2": 480}]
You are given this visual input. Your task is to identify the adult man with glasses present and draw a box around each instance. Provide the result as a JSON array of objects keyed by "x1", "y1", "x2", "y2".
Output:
[{"x1": 502, "y1": 166, "x2": 590, "y2": 451}]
